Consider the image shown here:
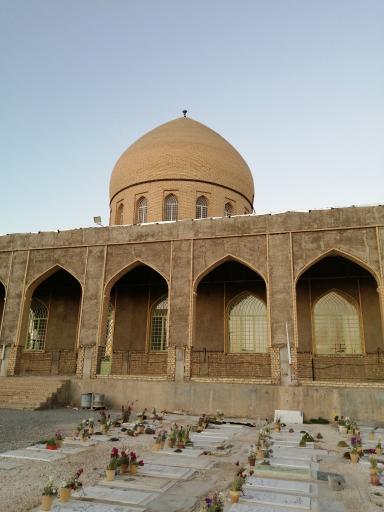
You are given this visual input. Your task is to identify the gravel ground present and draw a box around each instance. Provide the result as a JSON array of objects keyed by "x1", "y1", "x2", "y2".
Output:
[
  {"x1": 0, "y1": 409, "x2": 381, "y2": 512},
  {"x1": 0, "y1": 407, "x2": 97, "y2": 453}
]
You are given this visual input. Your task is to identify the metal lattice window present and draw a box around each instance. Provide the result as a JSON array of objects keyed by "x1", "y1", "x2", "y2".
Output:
[
  {"x1": 150, "y1": 297, "x2": 168, "y2": 351},
  {"x1": 313, "y1": 291, "x2": 362, "y2": 354},
  {"x1": 26, "y1": 298, "x2": 48, "y2": 351},
  {"x1": 136, "y1": 196, "x2": 148, "y2": 224},
  {"x1": 116, "y1": 204, "x2": 124, "y2": 225},
  {"x1": 224, "y1": 202, "x2": 233, "y2": 217},
  {"x1": 164, "y1": 194, "x2": 178, "y2": 221},
  {"x1": 228, "y1": 293, "x2": 268, "y2": 353},
  {"x1": 104, "y1": 301, "x2": 115, "y2": 358},
  {"x1": 196, "y1": 196, "x2": 208, "y2": 219}
]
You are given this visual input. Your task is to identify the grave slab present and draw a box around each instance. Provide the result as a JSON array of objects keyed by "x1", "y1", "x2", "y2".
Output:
[
  {"x1": 228, "y1": 503, "x2": 306, "y2": 512},
  {"x1": 63, "y1": 438, "x2": 96, "y2": 447},
  {"x1": 271, "y1": 458, "x2": 312, "y2": 469},
  {"x1": 271, "y1": 450, "x2": 314, "y2": 461},
  {"x1": 245, "y1": 476, "x2": 311, "y2": 494},
  {"x1": 275, "y1": 410, "x2": 303, "y2": 424},
  {"x1": 0, "y1": 459, "x2": 23, "y2": 470},
  {"x1": 73, "y1": 485, "x2": 158, "y2": 507},
  {"x1": 34, "y1": 500, "x2": 144, "y2": 512},
  {"x1": 146, "y1": 454, "x2": 213, "y2": 469},
  {"x1": 138, "y1": 463, "x2": 196, "y2": 480},
  {"x1": 0, "y1": 448, "x2": 65, "y2": 462},
  {"x1": 241, "y1": 488, "x2": 310, "y2": 509},
  {"x1": 252, "y1": 464, "x2": 311, "y2": 480},
  {"x1": 99, "y1": 475, "x2": 175, "y2": 493},
  {"x1": 160, "y1": 447, "x2": 205, "y2": 458},
  {"x1": 27, "y1": 444, "x2": 88, "y2": 455}
]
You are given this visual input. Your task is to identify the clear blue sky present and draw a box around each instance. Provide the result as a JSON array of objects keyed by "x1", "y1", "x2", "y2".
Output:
[{"x1": 0, "y1": 0, "x2": 383, "y2": 234}]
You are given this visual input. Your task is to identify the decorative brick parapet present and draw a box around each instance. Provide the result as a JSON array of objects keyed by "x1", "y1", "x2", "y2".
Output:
[
  {"x1": 6, "y1": 345, "x2": 22, "y2": 376},
  {"x1": 270, "y1": 347, "x2": 280, "y2": 384},
  {"x1": 191, "y1": 377, "x2": 272, "y2": 384},
  {"x1": 166, "y1": 346, "x2": 176, "y2": 381},
  {"x1": 296, "y1": 352, "x2": 384, "y2": 382},
  {"x1": 110, "y1": 350, "x2": 167, "y2": 376},
  {"x1": 191, "y1": 350, "x2": 271, "y2": 379}
]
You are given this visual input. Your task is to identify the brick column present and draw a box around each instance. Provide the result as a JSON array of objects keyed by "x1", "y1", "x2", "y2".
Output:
[
  {"x1": 270, "y1": 347, "x2": 280, "y2": 384},
  {"x1": 166, "y1": 346, "x2": 176, "y2": 381}
]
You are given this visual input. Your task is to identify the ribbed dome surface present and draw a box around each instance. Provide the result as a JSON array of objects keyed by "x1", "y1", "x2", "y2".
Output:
[{"x1": 110, "y1": 117, "x2": 254, "y2": 206}]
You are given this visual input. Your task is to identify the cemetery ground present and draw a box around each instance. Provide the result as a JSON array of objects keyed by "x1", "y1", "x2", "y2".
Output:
[{"x1": 0, "y1": 407, "x2": 383, "y2": 512}]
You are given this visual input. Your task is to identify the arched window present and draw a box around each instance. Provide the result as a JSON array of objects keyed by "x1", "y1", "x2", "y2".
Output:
[
  {"x1": 313, "y1": 291, "x2": 362, "y2": 354},
  {"x1": 26, "y1": 298, "x2": 48, "y2": 351},
  {"x1": 196, "y1": 196, "x2": 208, "y2": 219},
  {"x1": 104, "y1": 301, "x2": 115, "y2": 358},
  {"x1": 164, "y1": 194, "x2": 178, "y2": 221},
  {"x1": 228, "y1": 293, "x2": 268, "y2": 353},
  {"x1": 116, "y1": 204, "x2": 124, "y2": 225},
  {"x1": 135, "y1": 196, "x2": 148, "y2": 224},
  {"x1": 224, "y1": 202, "x2": 233, "y2": 217},
  {"x1": 150, "y1": 296, "x2": 168, "y2": 351}
]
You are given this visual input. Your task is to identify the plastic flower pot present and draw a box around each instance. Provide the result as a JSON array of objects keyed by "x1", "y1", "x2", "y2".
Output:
[
  {"x1": 129, "y1": 464, "x2": 138, "y2": 475},
  {"x1": 168, "y1": 439, "x2": 176, "y2": 448},
  {"x1": 248, "y1": 457, "x2": 256, "y2": 467},
  {"x1": 153, "y1": 443, "x2": 161, "y2": 452},
  {"x1": 55, "y1": 440, "x2": 63, "y2": 448},
  {"x1": 369, "y1": 432, "x2": 375, "y2": 441},
  {"x1": 350, "y1": 453, "x2": 359, "y2": 464},
  {"x1": 105, "y1": 469, "x2": 115, "y2": 481},
  {"x1": 41, "y1": 496, "x2": 54, "y2": 511},
  {"x1": 256, "y1": 449, "x2": 264, "y2": 460},
  {"x1": 46, "y1": 444, "x2": 57, "y2": 450},
  {"x1": 229, "y1": 490, "x2": 240, "y2": 503},
  {"x1": 59, "y1": 487, "x2": 71, "y2": 503},
  {"x1": 120, "y1": 464, "x2": 129, "y2": 474},
  {"x1": 371, "y1": 474, "x2": 380, "y2": 486}
]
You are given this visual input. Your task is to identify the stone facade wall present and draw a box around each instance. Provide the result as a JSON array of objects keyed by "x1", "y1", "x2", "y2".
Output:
[{"x1": 0, "y1": 206, "x2": 383, "y2": 387}]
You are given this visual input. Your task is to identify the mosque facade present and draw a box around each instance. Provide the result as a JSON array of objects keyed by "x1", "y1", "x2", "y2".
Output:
[{"x1": 0, "y1": 115, "x2": 383, "y2": 418}]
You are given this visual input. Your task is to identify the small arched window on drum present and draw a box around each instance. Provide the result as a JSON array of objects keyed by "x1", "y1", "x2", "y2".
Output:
[{"x1": 196, "y1": 196, "x2": 208, "y2": 219}]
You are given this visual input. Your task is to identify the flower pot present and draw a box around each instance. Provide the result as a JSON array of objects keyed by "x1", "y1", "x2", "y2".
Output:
[
  {"x1": 129, "y1": 464, "x2": 138, "y2": 475},
  {"x1": 105, "y1": 469, "x2": 115, "y2": 481},
  {"x1": 89, "y1": 427, "x2": 94, "y2": 435},
  {"x1": 46, "y1": 444, "x2": 57, "y2": 450},
  {"x1": 229, "y1": 490, "x2": 240, "y2": 503},
  {"x1": 56, "y1": 440, "x2": 63, "y2": 448},
  {"x1": 369, "y1": 432, "x2": 375, "y2": 441},
  {"x1": 376, "y1": 448, "x2": 383, "y2": 455},
  {"x1": 41, "y1": 495, "x2": 54, "y2": 511},
  {"x1": 274, "y1": 426, "x2": 281, "y2": 433},
  {"x1": 370, "y1": 467, "x2": 378, "y2": 476},
  {"x1": 168, "y1": 439, "x2": 176, "y2": 448},
  {"x1": 177, "y1": 442, "x2": 185, "y2": 449},
  {"x1": 350, "y1": 453, "x2": 359, "y2": 464},
  {"x1": 160, "y1": 440, "x2": 165, "y2": 449},
  {"x1": 59, "y1": 487, "x2": 71, "y2": 503},
  {"x1": 248, "y1": 457, "x2": 256, "y2": 467},
  {"x1": 119, "y1": 463, "x2": 128, "y2": 474},
  {"x1": 371, "y1": 474, "x2": 380, "y2": 486},
  {"x1": 256, "y1": 449, "x2": 264, "y2": 461},
  {"x1": 153, "y1": 443, "x2": 161, "y2": 452},
  {"x1": 101, "y1": 424, "x2": 108, "y2": 434}
]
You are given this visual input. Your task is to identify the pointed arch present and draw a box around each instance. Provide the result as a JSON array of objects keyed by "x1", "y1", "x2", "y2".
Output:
[
  {"x1": 295, "y1": 248, "x2": 381, "y2": 286},
  {"x1": 224, "y1": 202, "x2": 233, "y2": 217},
  {"x1": 313, "y1": 289, "x2": 363, "y2": 354},
  {"x1": 149, "y1": 295, "x2": 168, "y2": 351},
  {"x1": 163, "y1": 194, "x2": 178, "y2": 221},
  {"x1": 116, "y1": 203, "x2": 124, "y2": 225},
  {"x1": 194, "y1": 254, "x2": 266, "y2": 291},
  {"x1": 26, "y1": 264, "x2": 83, "y2": 296},
  {"x1": 196, "y1": 196, "x2": 208, "y2": 219},
  {"x1": 25, "y1": 298, "x2": 49, "y2": 351},
  {"x1": 227, "y1": 292, "x2": 268, "y2": 353},
  {"x1": 136, "y1": 196, "x2": 148, "y2": 224},
  {"x1": 104, "y1": 259, "x2": 169, "y2": 297}
]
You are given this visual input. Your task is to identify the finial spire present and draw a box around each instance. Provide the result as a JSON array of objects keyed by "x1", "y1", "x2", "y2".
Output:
[{"x1": 182, "y1": 109, "x2": 187, "y2": 118}]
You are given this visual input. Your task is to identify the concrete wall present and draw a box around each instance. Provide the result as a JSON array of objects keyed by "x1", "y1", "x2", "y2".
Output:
[{"x1": 70, "y1": 378, "x2": 384, "y2": 422}]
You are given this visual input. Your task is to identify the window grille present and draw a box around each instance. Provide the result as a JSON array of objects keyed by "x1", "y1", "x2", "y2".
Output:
[
  {"x1": 150, "y1": 297, "x2": 168, "y2": 351},
  {"x1": 313, "y1": 291, "x2": 362, "y2": 354},
  {"x1": 164, "y1": 194, "x2": 178, "y2": 221},
  {"x1": 196, "y1": 196, "x2": 208, "y2": 219},
  {"x1": 228, "y1": 293, "x2": 268, "y2": 353},
  {"x1": 116, "y1": 204, "x2": 124, "y2": 225},
  {"x1": 26, "y1": 298, "x2": 48, "y2": 351},
  {"x1": 136, "y1": 197, "x2": 148, "y2": 224},
  {"x1": 104, "y1": 301, "x2": 115, "y2": 358},
  {"x1": 224, "y1": 202, "x2": 233, "y2": 217}
]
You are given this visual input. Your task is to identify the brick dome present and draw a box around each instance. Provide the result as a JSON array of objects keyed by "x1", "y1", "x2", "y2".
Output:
[{"x1": 109, "y1": 116, "x2": 254, "y2": 225}]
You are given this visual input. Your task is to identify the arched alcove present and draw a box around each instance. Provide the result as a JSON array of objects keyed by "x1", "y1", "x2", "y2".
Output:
[
  {"x1": 296, "y1": 255, "x2": 383, "y2": 381},
  {"x1": 19, "y1": 269, "x2": 82, "y2": 375},
  {"x1": 192, "y1": 260, "x2": 270, "y2": 379},
  {"x1": 100, "y1": 264, "x2": 169, "y2": 376}
]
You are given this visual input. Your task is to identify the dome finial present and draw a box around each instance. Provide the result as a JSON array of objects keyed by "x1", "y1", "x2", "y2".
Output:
[{"x1": 182, "y1": 109, "x2": 187, "y2": 118}]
